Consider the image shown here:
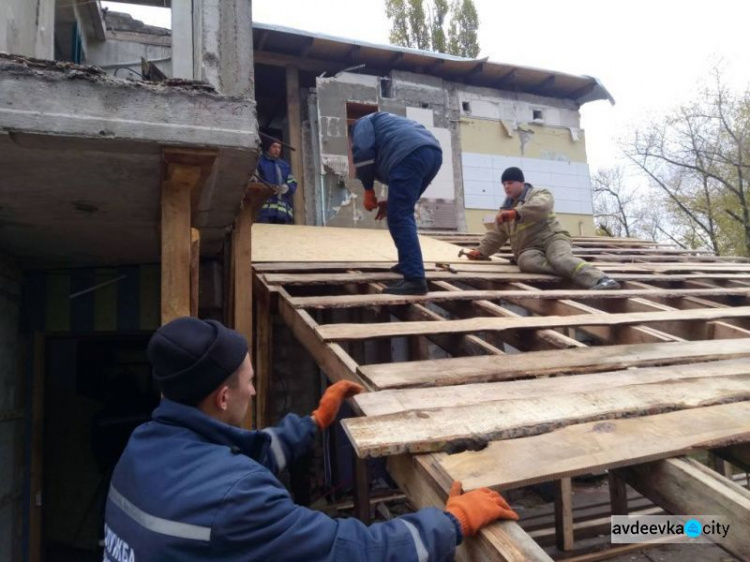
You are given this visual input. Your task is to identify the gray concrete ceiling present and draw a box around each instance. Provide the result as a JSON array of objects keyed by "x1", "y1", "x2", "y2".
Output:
[{"x1": 0, "y1": 133, "x2": 163, "y2": 268}]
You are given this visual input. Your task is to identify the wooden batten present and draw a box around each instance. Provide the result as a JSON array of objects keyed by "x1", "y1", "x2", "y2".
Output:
[
  {"x1": 614, "y1": 458, "x2": 750, "y2": 559},
  {"x1": 286, "y1": 65, "x2": 305, "y2": 225}
]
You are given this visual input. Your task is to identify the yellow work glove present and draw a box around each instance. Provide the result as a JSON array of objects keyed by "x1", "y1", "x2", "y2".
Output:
[
  {"x1": 312, "y1": 381, "x2": 364, "y2": 429},
  {"x1": 445, "y1": 481, "x2": 519, "y2": 537}
]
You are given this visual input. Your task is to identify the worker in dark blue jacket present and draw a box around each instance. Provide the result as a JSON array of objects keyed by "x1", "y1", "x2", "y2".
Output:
[
  {"x1": 104, "y1": 317, "x2": 518, "y2": 562},
  {"x1": 351, "y1": 112, "x2": 443, "y2": 295},
  {"x1": 257, "y1": 139, "x2": 297, "y2": 224}
]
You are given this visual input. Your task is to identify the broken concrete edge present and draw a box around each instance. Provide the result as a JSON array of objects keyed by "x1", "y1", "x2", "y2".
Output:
[{"x1": 0, "y1": 52, "x2": 249, "y2": 99}]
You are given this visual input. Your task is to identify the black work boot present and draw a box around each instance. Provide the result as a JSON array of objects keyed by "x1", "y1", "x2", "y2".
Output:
[
  {"x1": 591, "y1": 276, "x2": 621, "y2": 290},
  {"x1": 383, "y1": 278, "x2": 428, "y2": 295},
  {"x1": 389, "y1": 263, "x2": 403, "y2": 274}
]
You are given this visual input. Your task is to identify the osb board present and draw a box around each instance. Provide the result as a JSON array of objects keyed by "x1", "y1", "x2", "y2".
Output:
[{"x1": 251, "y1": 224, "x2": 465, "y2": 263}]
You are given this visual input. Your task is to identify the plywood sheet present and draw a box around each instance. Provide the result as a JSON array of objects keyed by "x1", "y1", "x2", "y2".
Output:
[{"x1": 251, "y1": 224, "x2": 464, "y2": 263}]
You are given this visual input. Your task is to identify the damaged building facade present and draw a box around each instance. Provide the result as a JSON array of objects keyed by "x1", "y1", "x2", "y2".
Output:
[
  {"x1": 252, "y1": 23, "x2": 614, "y2": 234},
  {"x1": 1, "y1": 1, "x2": 258, "y2": 560}
]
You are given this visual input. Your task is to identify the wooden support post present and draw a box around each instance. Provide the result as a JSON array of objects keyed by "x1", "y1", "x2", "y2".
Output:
[
  {"x1": 161, "y1": 163, "x2": 200, "y2": 323},
  {"x1": 29, "y1": 333, "x2": 44, "y2": 562},
  {"x1": 233, "y1": 199, "x2": 255, "y2": 429},
  {"x1": 554, "y1": 477, "x2": 575, "y2": 551},
  {"x1": 353, "y1": 455, "x2": 371, "y2": 524},
  {"x1": 255, "y1": 286, "x2": 272, "y2": 428},
  {"x1": 614, "y1": 457, "x2": 750, "y2": 560},
  {"x1": 190, "y1": 227, "x2": 200, "y2": 316},
  {"x1": 608, "y1": 471, "x2": 629, "y2": 515},
  {"x1": 715, "y1": 443, "x2": 750, "y2": 472},
  {"x1": 286, "y1": 65, "x2": 305, "y2": 225},
  {"x1": 710, "y1": 452, "x2": 734, "y2": 478}
]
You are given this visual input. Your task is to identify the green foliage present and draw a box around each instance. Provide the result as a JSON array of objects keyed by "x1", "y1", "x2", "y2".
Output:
[{"x1": 384, "y1": 0, "x2": 480, "y2": 57}]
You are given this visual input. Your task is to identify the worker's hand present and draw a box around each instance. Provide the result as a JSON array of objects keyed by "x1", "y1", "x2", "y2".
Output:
[
  {"x1": 465, "y1": 249, "x2": 485, "y2": 261},
  {"x1": 496, "y1": 210, "x2": 518, "y2": 225},
  {"x1": 375, "y1": 201, "x2": 388, "y2": 221},
  {"x1": 312, "y1": 380, "x2": 364, "y2": 429},
  {"x1": 445, "y1": 481, "x2": 519, "y2": 537},
  {"x1": 363, "y1": 189, "x2": 379, "y2": 211},
  {"x1": 274, "y1": 184, "x2": 289, "y2": 195}
]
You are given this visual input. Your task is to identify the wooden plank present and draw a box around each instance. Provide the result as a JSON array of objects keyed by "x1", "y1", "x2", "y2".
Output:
[
  {"x1": 502, "y1": 281, "x2": 679, "y2": 345},
  {"x1": 286, "y1": 65, "x2": 306, "y2": 225},
  {"x1": 265, "y1": 271, "x2": 750, "y2": 285},
  {"x1": 554, "y1": 478, "x2": 575, "y2": 551},
  {"x1": 277, "y1": 293, "x2": 364, "y2": 391},
  {"x1": 289, "y1": 287, "x2": 750, "y2": 309},
  {"x1": 161, "y1": 163, "x2": 199, "y2": 323},
  {"x1": 342, "y1": 376, "x2": 750, "y2": 457},
  {"x1": 190, "y1": 227, "x2": 200, "y2": 317},
  {"x1": 436, "y1": 402, "x2": 750, "y2": 491},
  {"x1": 387, "y1": 454, "x2": 552, "y2": 562},
  {"x1": 254, "y1": 286, "x2": 272, "y2": 428},
  {"x1": 251, "y1": 224, "x2": 464, "y2": 263},
  {"x1": 429, "y1": 279, "x2": 584, "y2": 352},
  {"x1": 318, "y1": 306, "x2": 750, "y2": 342},
  {"x1": 359, "y1": 338, "x2": 750, "y2": 389},
  {"x1": 354, "y1": 359, "x2": 750, "y2": 416},
  {"x1": 233, "y1": 197, "x2": 255, "y2": 429},
  {"x1": 614, "y1": 457, "x2": 750, "y2": 560},
  {"x1": 353, "y1": 456, "x2": 371, "y2": 524}
]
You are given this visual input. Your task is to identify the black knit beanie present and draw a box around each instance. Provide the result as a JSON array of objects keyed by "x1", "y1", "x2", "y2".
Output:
[
  {"x1": 501, "y1": 167, "x2": 525, "y2": 183},
  {"x1": 147, "y1": 317, "x2": 248, "y2": 405}
]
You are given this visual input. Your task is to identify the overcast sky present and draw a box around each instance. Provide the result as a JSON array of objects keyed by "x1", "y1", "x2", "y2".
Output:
[{"x1": 103, "y1": 1, "x2": 750, "y2": 175}]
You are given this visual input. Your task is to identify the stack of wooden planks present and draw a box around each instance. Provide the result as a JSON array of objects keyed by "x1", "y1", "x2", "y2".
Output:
[{"x1": 252, "y1": 226, "x2": 750, "y2": 561}]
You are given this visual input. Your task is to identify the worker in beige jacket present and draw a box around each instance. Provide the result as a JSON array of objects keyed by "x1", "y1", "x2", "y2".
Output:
[{"x1": 464, "y1": 167, "x2": 620, "y2": 290}]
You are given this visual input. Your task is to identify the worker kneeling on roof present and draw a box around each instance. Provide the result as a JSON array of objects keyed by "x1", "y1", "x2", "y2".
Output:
[
  {"x1": 464, "y1": 166, "x2": 620, "y2": 290},
  {"x1": 104, "y1": 317, "x2": 518, "y2": 561}
]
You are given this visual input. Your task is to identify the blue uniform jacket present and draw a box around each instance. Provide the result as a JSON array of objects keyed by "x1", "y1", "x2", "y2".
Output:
[
  {"x1": 257, "y1": 152, "x2": 297, "y2": 222},
  {"x1": 351, "y1": 112, "x2": 441, "y2": 191},
  {"x1": 104, "y1": 399, "x2": 460, "y2": 562}
]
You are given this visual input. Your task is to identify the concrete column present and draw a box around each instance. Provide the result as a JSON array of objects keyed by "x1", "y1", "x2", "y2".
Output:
[
  {"x1": 198, "y1": 0, "x2": 254, "y2": 97},
  {"x1": 172, "y1": 0, "x2": 194, "y2": 79}
]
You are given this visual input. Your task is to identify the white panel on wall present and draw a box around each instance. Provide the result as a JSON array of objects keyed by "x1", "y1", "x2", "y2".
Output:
[
  {"x1": 462, "y1": 153, "x2": 593, "y2": 215},
  {"x1": 406, "y1": 107, "x2": 435, "y2": 127}
]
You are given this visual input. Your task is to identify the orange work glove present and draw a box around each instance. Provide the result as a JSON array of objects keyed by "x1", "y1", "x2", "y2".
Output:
[
  {"x1": 465, "y1": 249, "x2": 485, "y2": 261},
  {"x1": 363, "y1": 190, "x2": 379, "y2": 211},
  {"x1": 496, "y1": 209, "x2": 518, "y2": 225},
  {"x1": 445, "y1": 481, "x2": 519, "y2": 537},
  {"x1": 312, "y1": 381, "x2": 364, "y2": 429},
  {"x1": 375, "y1": 200, "x2": 388, "y2": 221}
]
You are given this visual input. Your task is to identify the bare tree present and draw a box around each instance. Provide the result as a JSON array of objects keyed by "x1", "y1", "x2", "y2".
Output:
[
  {"x1": 625, "y1": 67, "x2": 750, "y2": 255},
  {"x1": 592, "y1": 167, "x2": 635, "y2": 238}
]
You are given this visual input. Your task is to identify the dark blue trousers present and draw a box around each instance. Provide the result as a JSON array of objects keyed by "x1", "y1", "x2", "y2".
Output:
[{"x1": 386, "y1": 146, "x2": 443, "y2": 280}]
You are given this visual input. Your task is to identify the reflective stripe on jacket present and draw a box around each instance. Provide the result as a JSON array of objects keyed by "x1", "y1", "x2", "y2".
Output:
[{"x1": 104, "y1": 399, "x2": 458, "y2": 561}]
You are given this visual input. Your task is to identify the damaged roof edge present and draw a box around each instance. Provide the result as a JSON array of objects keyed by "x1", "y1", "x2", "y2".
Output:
[{"x1": 253, "y1": 22, "x2": 615, "y2": 107}]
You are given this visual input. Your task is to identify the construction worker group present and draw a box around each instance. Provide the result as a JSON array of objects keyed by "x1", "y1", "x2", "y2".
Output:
[{"x1": 351, "y1": 111, "x2": 620, "y2": 294}]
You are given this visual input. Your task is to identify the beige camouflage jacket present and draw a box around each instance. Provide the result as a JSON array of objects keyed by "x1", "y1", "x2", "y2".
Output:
[{"x1": 477, "y1": 186, "x2": 570, "y2": 259}]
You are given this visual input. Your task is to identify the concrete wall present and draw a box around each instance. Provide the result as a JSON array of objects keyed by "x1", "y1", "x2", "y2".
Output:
[
  {"x1": 308, "y1": 69, "x2": 464, "y2": 230},
  {"x1": 0, "y1": 252, "x2": 21, "y2": 561},
  {"x1": 86, "y1": 38, "x2": 172, "y2": 80},
  {"x1": 457, "y1": 86, "x2": 595, "y2": 235},
  {"x1": 0, "y1": 0, "x2": 55, "y2": 59}
]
